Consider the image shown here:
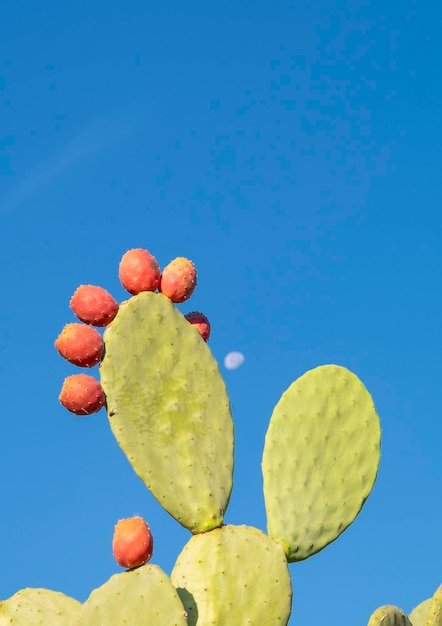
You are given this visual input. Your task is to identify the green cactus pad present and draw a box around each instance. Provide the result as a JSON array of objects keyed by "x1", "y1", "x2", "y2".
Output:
[
  {"x1": 74, "y1": 565, "x2": 188, "y2": 625},
  {"x1": 410, "y1": 599, "x2": 432, "y2": 626},
  {"x1": 424, "y1": 584, "x2": 442, "y2": 626},
  {"x1": 0, "y1": 588, "x2": 81, "y2": 625},
  {"x1": 367, "y1": 605, "x2": 413, "y2": 626},
  {"x1": 100, "y1": 292, "x2": 234, "y2": 533},
  {"x1": 262, "y1": 364, "x2": 381, "y2": 562},
  {"x1": 171, "y1": 524, "x2": 292, "y2": 626}
]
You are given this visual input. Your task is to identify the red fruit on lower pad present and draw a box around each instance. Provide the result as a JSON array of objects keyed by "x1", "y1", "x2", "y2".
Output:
[
  {"x1": 70, "y1": 285, "x2": 119, "y2": 327},
  {"x1": 55, "y1": 323, "x2": 104, "y2": 367},
  {"x1": 119, "y1": 248, "x2": 161, "y2": 295},
  {"x1": 184, "y1": 311, "x2": 211, "y2": 342},
  {"x1": 160, "y1": 257, "x2": 197, "y2": 303},
  {"x1": 59, "y1": 374, "x2": 105, "y2": 415},
  {"x1": 112, "y1": 516, "x2": 154, "y2": 569}
]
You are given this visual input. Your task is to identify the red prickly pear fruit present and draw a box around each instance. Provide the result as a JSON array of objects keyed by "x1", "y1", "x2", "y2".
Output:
[
  {"x1": 112, "y1": 516, "x2": 154, "y2": 569},
  {"x1": 59, "y1": 374, "x2": 105, "y2": 415},
  {"x1": 119, "y1": 248, "x2": 161, "y2": 295},
  {"x1": 159, "y1": 257, "x2": 197, "y2": 303},
  {"x1": 184, "y1": 311, "x2": 211, "y2": 341},
  {"x1": 55, "y1": 323, "x2": 104, "y2": 368},
  {"x1": 70, "y1": 285, "x2": 119, "y2": 327}
]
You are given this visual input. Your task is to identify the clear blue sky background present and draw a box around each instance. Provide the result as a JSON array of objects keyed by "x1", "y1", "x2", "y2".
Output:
[{"x1": 1, "y1": 1, "x2": 441, "y2": 624}]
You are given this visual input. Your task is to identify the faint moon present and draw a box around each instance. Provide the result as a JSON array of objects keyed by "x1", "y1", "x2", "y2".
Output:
[{"x1": 224, "y1": 351, "x2": 245, "y2": 370}]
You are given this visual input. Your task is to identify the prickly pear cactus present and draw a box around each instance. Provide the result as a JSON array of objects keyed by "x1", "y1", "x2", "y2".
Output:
[
  {"x1": 0, "y1": 588, "x2": 81, "y2": 625},
  {"x1": 171, "y1": 524, "x2": 292, "y2": 626},
  {"x1": 8, "y1": 246, "x2": 388, "y2": 625},
  {"x1": 424, "y1": 584, "x2": 442, "y2": 626},
  {"x1": 100, "y1": 291, "x2": 234, "y2": 533},
  {"x1": 410, "y1": 599, "x2": 432, "y2": 626},
  {"x1": 74, "y1": 565, "x2": 188, "y2": 625},
  {"x1": 262, "y1": 364, "x2": 381, "y2": 561},
  {"x1": 367, "y1": 605, "x2": 413, "y2": 626}
]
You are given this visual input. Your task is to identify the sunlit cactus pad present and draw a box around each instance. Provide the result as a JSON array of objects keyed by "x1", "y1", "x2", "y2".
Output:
[
  {"x1": 73, "y1": 565, "x2": 188, "y2": 625},
  {"x1": 171, "y1": 524, "x2": 292, "y2": 626},
  {"x1": 0, "y1": 588, "x2": 81, "y2": 625},
  {"x1": 367, "y1": 605, "x2": 413, "y2": 626},
  {"x1": 410, "y1": 599, "x2": 432, "y2": 626},
  {"x1": 262, "y1": 364, "x2": 381, "y2": 562},
  {"x1": 424, "y1": 584, "x2": 442, "y2": 626},
  {"x1": 100, "y1": 291, "x2": 234, "y2": 533}
]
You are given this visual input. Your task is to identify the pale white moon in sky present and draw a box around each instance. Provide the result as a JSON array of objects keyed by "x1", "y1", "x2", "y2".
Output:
[{"x1": 224, "y1": 351, "x2": 245, "y2": 370}]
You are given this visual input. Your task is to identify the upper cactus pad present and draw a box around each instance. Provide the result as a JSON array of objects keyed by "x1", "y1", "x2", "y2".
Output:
[
  {"x1": 262, "y1": 364, "x2": 381, "y2": 562},
  {"x1": 100, "y1": 292, "x2": 234, "y2": 533}
]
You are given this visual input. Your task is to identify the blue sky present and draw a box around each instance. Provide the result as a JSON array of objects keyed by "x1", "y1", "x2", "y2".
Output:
[{"x1": 0, "y1": 1, "x2": 441, "y2": 624}]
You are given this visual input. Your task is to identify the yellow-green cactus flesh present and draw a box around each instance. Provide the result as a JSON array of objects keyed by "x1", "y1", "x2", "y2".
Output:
[
  {"x1": 100, "y1": 292, "x2": 234, "y2": 533},
  {"x1": 171, "y1": 524, "x2": 292, "y2": 626},
  {"x1": 74, "y1": 565, "x2": 188, "y2": 625},
  {"x1": 367, "y1": 605, "x2": 413, "y2": 626},
  {"x1": 262, "y1": 364, "x2": 381, "y2": 562},
  {"x1": 0, "y1": 588, "x2": 81, "y2": 625}
]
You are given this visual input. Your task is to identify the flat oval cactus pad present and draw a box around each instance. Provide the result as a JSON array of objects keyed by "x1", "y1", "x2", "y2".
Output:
[
  {"x1": 100, "y1": 292, "x2": 234, "y2": 533},
  {"x1": 171, "y1": 524, "x2": 292, "y2": 626},
  {"x1": 262, "y1": 364, "x2": 381, "y2": 562}
]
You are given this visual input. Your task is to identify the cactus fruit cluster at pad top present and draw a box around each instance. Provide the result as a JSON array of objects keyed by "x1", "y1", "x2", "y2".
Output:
[{"x1": 0, "y1": 247, "x2": 440, "y2": 626}]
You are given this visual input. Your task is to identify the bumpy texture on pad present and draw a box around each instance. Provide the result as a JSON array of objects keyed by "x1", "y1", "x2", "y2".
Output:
[
  {"x1": 410, "y1": 599, "x2": 432, "y2": 626},
  {"x1": 424, "y1": 584, "x2": 442, "y2": 626},
  {"x1": 74, "y1": 565, "x2": 188, "y2": 625},
  {"x1": 0, "y1": 588, "x2": 81, "y2": 625},
  {"x1": 367, "y1": 605, "x2": 413, "y2": 626},
  {"x1": 100, "y1": 292, "x2": 234, "y2": 533},
  {"x1": 262, "y1": 364, "x2": 381, "y2": 561},
  {"x1": 171, "y1": 524, "x2": 292, "y2": 626}
]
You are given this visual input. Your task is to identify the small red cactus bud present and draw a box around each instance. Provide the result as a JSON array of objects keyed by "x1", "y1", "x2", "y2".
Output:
[
  {"x1": 112, "y1": 516, "x2": 154, "y2": 569},
  {"x1": 59, "y1": 374, "x2": 105, "y2": 415},
  {"x1": 119, "y1": 248, "x2": 161, "y2": 295},
  {"x1": 55, "y1": 323, "x2": 104, "y2": 368},
  {"x1": 70, "y1": 285, "x2": 119, "y2": 327},
  {"x1": 184, "y1": 311, "x2": 211, "y2": 342},
  {"x1": 160, "y1": 257, "x2": 197, "y2": 303}
]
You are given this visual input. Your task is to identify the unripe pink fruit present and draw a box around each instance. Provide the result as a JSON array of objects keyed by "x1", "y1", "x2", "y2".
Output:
[
  {"x1": 184, "y1": 311, "x2": 211, "y2": 342},
  {"x1": 59, "y1": 374, "x2": 105, "y2": 415},
  {"x1": 55, "y1": 323, "x2": 104, "y2": 368},
  {"x1": 160, "y1": 257, "x2": 197, "y2": 303},
  {"x1": 112, "y1": 516, "x2": 154, "y2": 569},
  {"x1": 70, "y1": 285, "x2": 119, "y2": 327},
  {"x1": 119, "y1": 248, "x2": 161, "y2": 295}
]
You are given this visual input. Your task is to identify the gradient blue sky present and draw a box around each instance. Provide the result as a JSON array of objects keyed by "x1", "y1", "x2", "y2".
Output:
[{"x1": 1, "y1": 1, "x2": 441, "y2": 624}]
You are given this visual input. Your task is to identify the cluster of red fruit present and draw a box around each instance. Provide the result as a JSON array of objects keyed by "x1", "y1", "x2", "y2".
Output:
[{"x1": 55, "y1": 248, "x2": 211, "y2": 416}]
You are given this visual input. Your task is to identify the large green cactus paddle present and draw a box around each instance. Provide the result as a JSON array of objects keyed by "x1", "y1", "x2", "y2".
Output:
[
  {"x1": 0, "y1": 588, "x2": 81, "y2": 625},
  {"x1": 171, "y1": 524, "x2": 292, "y2": 626},
  {"x1": 100, "y1": 292, "x2": 234, "y2": 533},
  {"x1": 74, "y1": 565, "x2": 188, "y2": 625},
  {"x1": 262, "y1": 364, "x2": 381, "y2": 561}
]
